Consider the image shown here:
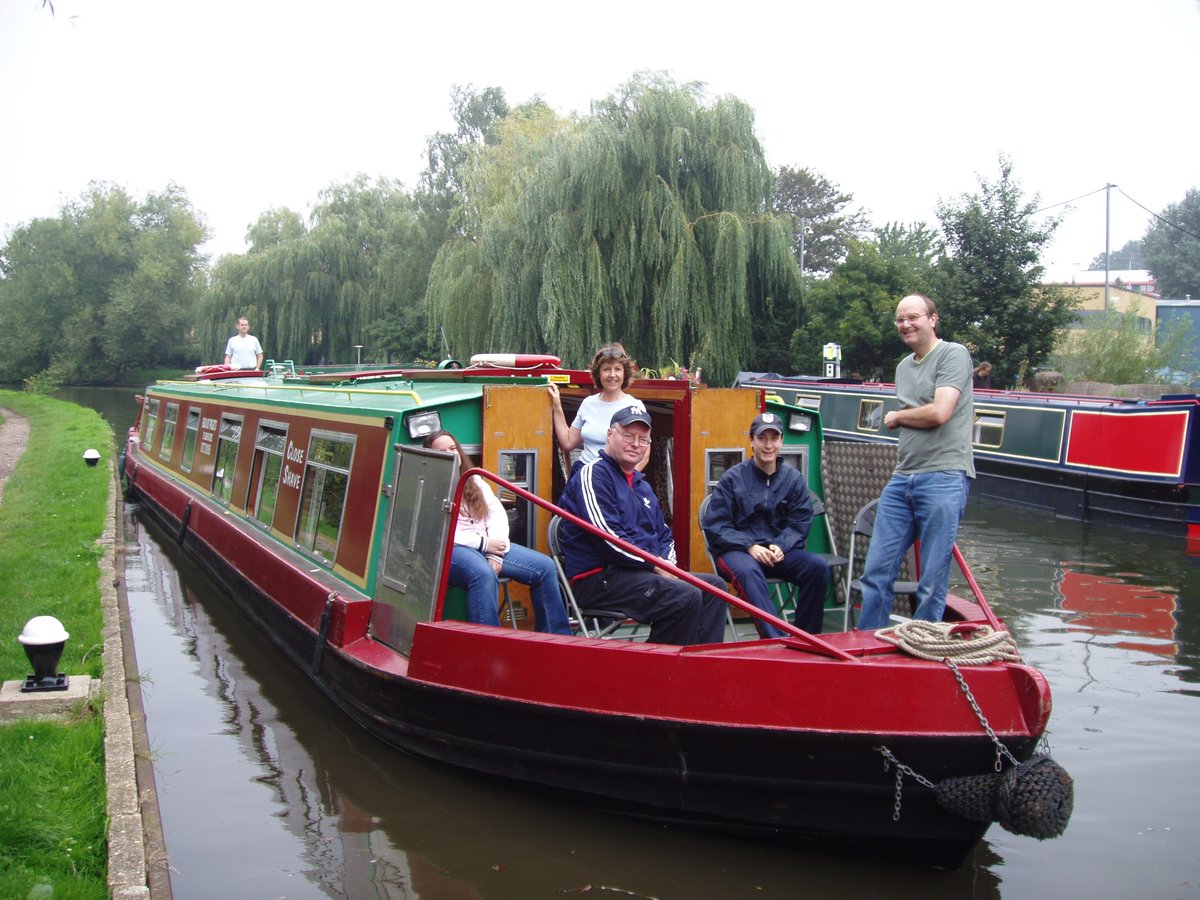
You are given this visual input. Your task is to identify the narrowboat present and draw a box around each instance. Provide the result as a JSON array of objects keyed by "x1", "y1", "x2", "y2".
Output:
[
  {"x1": 735, "y1": 373, "x2": 1200, "y2": 543},
  {"x1": 122, "y1": 358, "x2": 1064, "y2": 868}
]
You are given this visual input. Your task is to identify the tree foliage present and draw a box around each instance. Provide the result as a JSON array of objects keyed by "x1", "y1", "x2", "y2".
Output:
[
  {"x1": 1050, "y1": 308, "x2": 1195, "y2": 384},
  {"x1": 934, "y1": 157, "x2": 1075, "y2": 388},
  {"x1": 427, "y1": 72, "x2": 802, "y2": 385},
  {"x1": 0, "y1": 183, "x2": 207, "y2": 383},
  {"x1": 772, "y1": 166, "x2": 871, "y2": 276},
  {"x1": 1143, "y1": 187, "x2": 1200, "y2": 299},
  {"x1": 796, "y1": 226, "x2": 939, "y2": 379},
  {"x1": 1087, "y1": 238, "x2": 1145, "y2": 272},
  {"x1": 196, "y1": 176, "x2": 436, "y2": 365}
]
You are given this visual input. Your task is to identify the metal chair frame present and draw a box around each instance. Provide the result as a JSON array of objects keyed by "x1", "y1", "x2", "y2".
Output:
[
  {"x1": 843, "y1": 497, "x2": 920, "y2": 630},
  {"x1": 546, "y1": 515, "x2": 642, "y2": 639}
]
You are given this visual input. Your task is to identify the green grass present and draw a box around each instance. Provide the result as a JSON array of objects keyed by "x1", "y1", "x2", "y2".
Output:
[{"x1": 0, "y1": 390, "x2": 112, "y2": 898}]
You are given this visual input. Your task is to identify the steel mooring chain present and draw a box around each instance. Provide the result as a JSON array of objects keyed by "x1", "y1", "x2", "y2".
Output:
[
  {"x1": 877, "y1": 745, "x2": 936, "y2": 821},
  {"x1": 945, "y1": 658, "x2": 1021, "y2": 772},
  {"x1": 877, "y1": 656, "x2": 1025, "y2": 820}
]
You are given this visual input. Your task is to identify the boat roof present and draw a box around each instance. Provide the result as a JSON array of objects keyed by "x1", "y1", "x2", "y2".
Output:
[{"x1": 148, "y1": 372, "x2": 489, "y2": 419}]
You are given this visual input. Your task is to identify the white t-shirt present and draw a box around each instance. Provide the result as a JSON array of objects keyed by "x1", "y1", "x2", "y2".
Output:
[
  {"x1": 571, "y1": 394, "x2": 631, "y2": 464},
  {"x1": 224, "y1": 334, "x2": 263, "y2": 369}
]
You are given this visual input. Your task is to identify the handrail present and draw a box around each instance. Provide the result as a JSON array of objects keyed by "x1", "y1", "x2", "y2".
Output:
[
  {"x1": 952, "y1": 544, "x2": 1002, "y2": 630},
  {"x1": 438, "y1": 465, "x2": 859, "y2": 662}
]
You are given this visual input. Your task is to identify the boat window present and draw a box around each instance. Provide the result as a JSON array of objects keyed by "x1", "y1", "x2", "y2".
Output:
[
  {"x1": 796, "y1": 395, "x2": 822, "y2": 411},
  {"x1": 973, "y1": 411, "x2": 1006, "y2": 448},
  {"x1": 497, "y1": 450, "x2": 536, "y2": 548},
  {"x1": 248, "y1": 424, "x2": 288, "y2": 529},
  {"x1": 180, "y1": 408, "x2": 200, "y2": 473},
  {"x1": 295, "y1": 432, "x2": 355, "y2": 566},
  {"x1": 705, "y1": 449, "x2": 744, "y2": 494},
  {"x1": 142, "y1": 398, "x2": 160, "y2": 450},
  {"x1": 858, "y1": 399, "x2": 883, "y2": 431},
  {"x1": 778, "y1": 447, "x2": 810, "y2": 483},
  {"x1": 211, "y1": 416, "x2": 243, "y2": 504},
  {"x1": 159, "y1": 403, "x2": 179, "y2": 461}
]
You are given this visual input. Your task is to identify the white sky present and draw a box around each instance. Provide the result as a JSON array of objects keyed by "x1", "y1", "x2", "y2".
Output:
[{"x1": 3, "y1": 0, "x2": 1198, "y2": 283}]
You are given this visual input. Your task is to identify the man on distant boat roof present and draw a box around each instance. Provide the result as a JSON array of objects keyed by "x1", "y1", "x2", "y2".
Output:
[{"x1": 224, "y1": 316, "x2": 264, "y2": 370}]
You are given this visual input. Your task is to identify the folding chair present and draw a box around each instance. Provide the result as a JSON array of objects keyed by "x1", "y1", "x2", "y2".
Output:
[
  {"x1": 809, "y1": 496, "x2": 849, "y2": 610},
  {"x1": 546, "y1": 515, "x2": 634, "y2": 639},
  {"x1": 843, "y1": 498, "x2": 920, "y2": 630}
]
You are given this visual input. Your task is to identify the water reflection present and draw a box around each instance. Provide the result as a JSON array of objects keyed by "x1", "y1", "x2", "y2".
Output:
[{"x1": 1054, "y1": 563, "x2": 1178, "y2": 657}]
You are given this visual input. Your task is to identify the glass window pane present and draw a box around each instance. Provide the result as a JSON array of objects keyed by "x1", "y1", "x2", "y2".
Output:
[{"x1": 181, "y1": 409, "x2": 200, "y2": 473}]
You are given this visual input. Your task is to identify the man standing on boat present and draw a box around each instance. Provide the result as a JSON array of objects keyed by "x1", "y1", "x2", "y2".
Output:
[
  {"x1": 702, "y1": 412, "x2": 830, "y2": 637},
  {"x1": 224, "y1": 316, "x2": 264, "y2": 370},
  {"x1": 559, "y1": 404, "x2": 728, "y2": 645},
  {"x1": 855, "y1": 293, "x2": 975, "y2": 630}
]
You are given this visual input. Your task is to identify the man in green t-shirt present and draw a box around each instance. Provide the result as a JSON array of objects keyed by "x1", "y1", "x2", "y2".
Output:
[{"x1": 856, "y1": 293, "x2": 975, "y2": 630}]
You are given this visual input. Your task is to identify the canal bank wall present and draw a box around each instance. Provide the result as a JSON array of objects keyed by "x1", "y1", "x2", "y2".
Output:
[{"x1": 0, "y1": 407, "x2": 167, "y2": 898}]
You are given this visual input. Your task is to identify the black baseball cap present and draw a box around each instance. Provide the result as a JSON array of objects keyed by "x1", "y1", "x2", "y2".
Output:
[
  {"x1": 610, "y1": 404, "x2": 652, "y2": 428},
  {"x1": 750, "y1": 412, "x2": 784, "y2": 437}
]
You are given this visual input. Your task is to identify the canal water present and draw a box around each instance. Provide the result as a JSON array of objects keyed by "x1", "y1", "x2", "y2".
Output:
[{"x1": 75, "y1": 388, "x2": 1200, "y2": 897}]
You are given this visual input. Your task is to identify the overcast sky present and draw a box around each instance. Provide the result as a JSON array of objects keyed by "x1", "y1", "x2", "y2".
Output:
[{"x1": 3, "y1": 0, "x2": 1197, "y2": 283}]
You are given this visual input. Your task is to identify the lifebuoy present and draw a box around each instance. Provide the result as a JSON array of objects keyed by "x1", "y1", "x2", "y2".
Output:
[{"x1": 468, "y1": 353, "x2": 562, "y2": 368}]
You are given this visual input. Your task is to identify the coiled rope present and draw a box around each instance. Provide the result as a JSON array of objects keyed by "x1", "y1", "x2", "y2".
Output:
[{"x1": 875, "y1": 620, "x2": 1021, "y2": 665}]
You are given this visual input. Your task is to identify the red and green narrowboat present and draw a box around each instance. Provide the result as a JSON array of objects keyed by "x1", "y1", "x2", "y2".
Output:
[{"x1": 122, "y1": 358, "x2": 1063, "y2": 868}]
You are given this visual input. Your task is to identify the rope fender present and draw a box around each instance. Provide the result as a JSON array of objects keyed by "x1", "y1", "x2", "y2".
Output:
[{"x1": 875, "y1": 620, "x2": 1073, "y2": 839}]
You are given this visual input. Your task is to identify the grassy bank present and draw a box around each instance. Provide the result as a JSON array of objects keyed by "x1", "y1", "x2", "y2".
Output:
[{"x1": 0, "y1": 390, "x2": 113, "y2": 899}]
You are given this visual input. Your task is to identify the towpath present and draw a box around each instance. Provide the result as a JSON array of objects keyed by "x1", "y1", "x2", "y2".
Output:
[{"x1": 0, "y1": 407, "x2": 30, "y2": 506}]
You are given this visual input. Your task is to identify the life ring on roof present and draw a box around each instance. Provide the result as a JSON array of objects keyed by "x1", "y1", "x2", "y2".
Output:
[{"x1": 468, "y1": 353, "x2": 562, "y2": 368}]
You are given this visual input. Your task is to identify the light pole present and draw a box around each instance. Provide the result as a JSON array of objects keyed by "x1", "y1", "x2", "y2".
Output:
[{"x1": 355, "y1": 344, "x2": 363, "y2": 368}]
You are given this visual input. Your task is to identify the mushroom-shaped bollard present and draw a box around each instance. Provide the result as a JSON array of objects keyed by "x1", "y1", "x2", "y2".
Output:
[{"x1": 18, "y1": 615, "x2": 70, "y2": 692}]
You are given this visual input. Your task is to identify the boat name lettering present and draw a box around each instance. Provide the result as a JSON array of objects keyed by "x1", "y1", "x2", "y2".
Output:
[
  {"x1": 201, "y1": 416, "x2": 219, "y2": 431},
  {"x1": 286, "y1": 442, "x2": 305, "y2": 464}
]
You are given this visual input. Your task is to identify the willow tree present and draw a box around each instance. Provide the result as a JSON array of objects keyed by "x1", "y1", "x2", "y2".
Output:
[
  {"x1": 427, "y1": 73, "x2": 802, "y2": 384},
  {"x1": 198, "y1": 177, "x2": 427, "y2": 365}
]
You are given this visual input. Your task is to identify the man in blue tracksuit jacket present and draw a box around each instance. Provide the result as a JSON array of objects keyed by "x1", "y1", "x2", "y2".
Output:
[
  {"x1": 559, "y1": 404, "x2": 727, "y2": 646},
  {"x1": 702, "y1": 411, "x2": 830, "y2": 637}
]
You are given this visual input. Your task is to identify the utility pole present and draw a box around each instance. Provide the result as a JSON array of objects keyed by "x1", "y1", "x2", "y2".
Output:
[{"x1": 1104, "y1": 183, "x2": 1114, "y2": 313}]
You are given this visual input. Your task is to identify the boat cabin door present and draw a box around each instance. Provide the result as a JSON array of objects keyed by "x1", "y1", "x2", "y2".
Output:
[
  {"x1": 480, "y1": 384, "x2": 556, "y2": 557},
  {"x1": 370, "y1": 445, "x2": 458, "y2": 655}
]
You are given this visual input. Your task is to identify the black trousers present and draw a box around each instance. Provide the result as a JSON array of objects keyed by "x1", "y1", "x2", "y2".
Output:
[{"x1": 572, "y1": 566, "x2": 728, "y2": 645}]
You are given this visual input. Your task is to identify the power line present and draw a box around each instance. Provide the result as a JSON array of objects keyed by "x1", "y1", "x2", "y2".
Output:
[
  {"x1": 1035, "y1": 185, "x2": 1109, "y2": 215},
  {"x1": 1117, "y1": 186, "x2": 1200, "y2": 244}
]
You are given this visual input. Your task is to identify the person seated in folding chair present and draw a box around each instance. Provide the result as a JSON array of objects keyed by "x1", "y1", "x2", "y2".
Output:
[
  {"x1": 702, "y1": 412, "x2": 830, "y2": 638},
  {"x1": 424, "y1": 430, "x2": 571, "y2": 635},
  {"x1": 558, "y1": 404, "x2": 727, "y2": 646}
]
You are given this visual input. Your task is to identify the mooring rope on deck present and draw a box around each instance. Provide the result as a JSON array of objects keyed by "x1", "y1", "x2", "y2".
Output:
[{"x1": 875, "y1": 620, "x2": 1021, "y2": 665}]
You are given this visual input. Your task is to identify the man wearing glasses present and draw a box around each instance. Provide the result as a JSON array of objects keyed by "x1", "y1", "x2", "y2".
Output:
[
  {"x1": 855, "y1": 293, "x2": 975, "y2": 630},
  {"x1": 559, "y1": 404, "x2": 727, "y2": 645}
]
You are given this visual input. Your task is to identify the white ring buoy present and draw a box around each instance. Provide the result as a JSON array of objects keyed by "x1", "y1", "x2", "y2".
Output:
[{"x1": 468, "y1": 353, "x2": 562, "y2": 367}]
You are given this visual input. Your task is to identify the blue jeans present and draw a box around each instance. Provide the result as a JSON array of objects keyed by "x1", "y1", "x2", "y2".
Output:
[
  {"x1": 717, "y1": 549, "x2": 829, "y2": 638},
  {"x1": 449, "y1": 544, "x2": 572, "y2": 635},
  {"x1": 856, "y1": 471, "x2": 969, "y2": 630}
]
